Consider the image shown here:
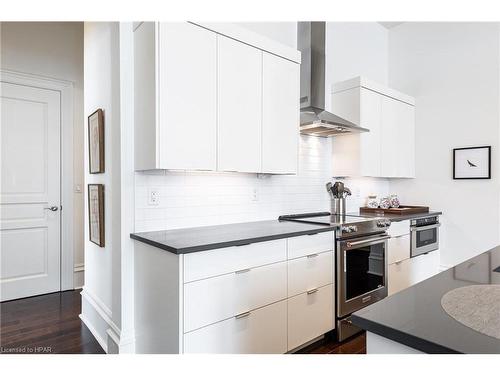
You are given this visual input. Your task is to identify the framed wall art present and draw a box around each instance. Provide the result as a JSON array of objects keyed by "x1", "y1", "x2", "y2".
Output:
[
  {"x1": 88, "y1": 108, "x2": 105, "y2": 174},
  {"x1": 88, "y1": 184, "x2": 105, "y2": 247},
  {"x1": 453, "y1": 146, "x2": 491, "y2": 180}
]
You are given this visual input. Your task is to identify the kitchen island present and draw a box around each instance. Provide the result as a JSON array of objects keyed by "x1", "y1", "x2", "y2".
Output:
[{"x1": 352, "y1": 245, "x2": 500, "y2": 354}]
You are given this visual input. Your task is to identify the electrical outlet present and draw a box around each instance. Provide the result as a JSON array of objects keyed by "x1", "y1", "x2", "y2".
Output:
[
  {"x1": 251, "y1": 187, "x2": 259, "y2": 202},
  {"x1": 148, "y1": 188, "x2": 160, "y2": 206}
]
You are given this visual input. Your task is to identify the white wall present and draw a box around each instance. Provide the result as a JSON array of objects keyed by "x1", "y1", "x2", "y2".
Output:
[
  {"x1": 0, "y1": 22, "x2": 85, "y2": 288},
  {"x1": 388, "y1": 22, "x2": 500, "y2": 266},
  {"x1": 237, "y1": 22, "x2": 297, "y2": 49},
  {"x1": 326, "y1": 22, "x2": 389, "y2": 112},
  {"x1": 326, "y1": 22, "x2": 391, "y2": 209},
  {"x1": 82, "y1": 22, "x2": 122, "y2": 353}
]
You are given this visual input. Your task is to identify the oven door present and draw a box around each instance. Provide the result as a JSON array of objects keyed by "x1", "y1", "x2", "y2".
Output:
[
  {"x1": 337, "y1": 234, "x2": 389, "y2": 317},
  {"x1": 410, "y1": 223, "x2": 440, "y2": 257}
]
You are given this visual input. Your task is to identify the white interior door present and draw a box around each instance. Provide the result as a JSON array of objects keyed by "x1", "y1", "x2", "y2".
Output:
[{"x1": 1, "y1": 81, "x2": 61, "y2": 301}]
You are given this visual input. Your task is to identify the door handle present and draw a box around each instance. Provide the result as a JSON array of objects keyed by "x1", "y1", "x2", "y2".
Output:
[{"x1": 44, "y1": 206, "x2": 59, "y2": 212}]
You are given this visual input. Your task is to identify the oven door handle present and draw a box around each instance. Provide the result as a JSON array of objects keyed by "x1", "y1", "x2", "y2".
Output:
[
  {"x1": 410, "y1": 223, "x2": 441, "y2": 232},
  {"x1": 345, "y1": 235, "x2": 391, "y2": 248}
]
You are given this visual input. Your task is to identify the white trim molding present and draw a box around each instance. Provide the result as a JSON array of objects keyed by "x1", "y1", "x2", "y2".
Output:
[
  {"x1": 73, "y1": 263, "x2": 85, "y2": 289},
  {"x1": 80, "y1": 288, "x2": 121, "y2": 354},
  {"x1": 0, "y1": 69, "x2": 75, "y2": 291}
]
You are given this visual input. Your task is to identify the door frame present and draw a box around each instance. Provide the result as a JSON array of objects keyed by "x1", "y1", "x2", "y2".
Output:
[{"x1": 1, "y1": 69, "x2": 75, "y2": 291}]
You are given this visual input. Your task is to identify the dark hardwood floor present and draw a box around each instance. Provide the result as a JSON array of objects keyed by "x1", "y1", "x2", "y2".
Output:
[
  {"x1": 0, "y1": 290, "x2": 365, "y2": 354},
  {"x1": 299, "y1": 332, "x2": 366, "y2": 354},
  {"x1": 0, "y1": 289, "x2": 104, "y2": 354}
]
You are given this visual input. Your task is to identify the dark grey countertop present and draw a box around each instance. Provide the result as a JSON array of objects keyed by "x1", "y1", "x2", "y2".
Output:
[
  {"x1": 130, "y1": 220, "x2": 336, "y2": 254},
  {"x1": 353, "y1": 210, "x2": 442, "y2": 222},
  {"x1": 352, "y1": 246, "x2": 500, "y2": 354}
]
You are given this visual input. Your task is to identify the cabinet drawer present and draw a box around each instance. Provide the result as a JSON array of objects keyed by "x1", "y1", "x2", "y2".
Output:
[
  {"x1": 184, "y1": 261, "x2": 287, "y2": 332},
  {"x1": 288, "y1": 251, "x2": 333, "y2": 297},
  {"x1": 387, "y1": 220, "x2": 410, "y2": 238},
  {"x1": 184, "y1": 239, "x2": 286, "y2": 282},
  {"x1": 388, "y1": 260, "x2": 411, "y2": 296},
  {"x1": 287, "y1": 231, "x2": 334, "y2": 259},
  {"x1": 184, "y1": 300, "x2": 287, "y2": 354},
  {"x1": 287, "y1": 284, "x2": 334, "y2": 351},
  {"x1": 387, "y1": 234, "x2": 410, "y2": 264}
]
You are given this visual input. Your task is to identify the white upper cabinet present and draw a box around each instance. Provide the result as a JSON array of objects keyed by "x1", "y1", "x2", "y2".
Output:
[
  {"x1": 217, "y1": 36, "x2": 262, "y2": 173},
  {"x1": 134, "y1": 22, "x2": 217, "y2": 171},
  {"x1": 134, "y1": 22, "x2": 300, "y2": 174},
  {"x1": 331, "y1": 77, "x2": 415, "y2": 178},
  {"x1": 262, "y1": 52, "x2": 299, "y2": 174}
]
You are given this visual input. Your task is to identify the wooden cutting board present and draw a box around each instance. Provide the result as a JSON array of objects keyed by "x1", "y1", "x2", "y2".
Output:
[{"x1": 360, "y1": 205, "x2": 429, "y2": 215}]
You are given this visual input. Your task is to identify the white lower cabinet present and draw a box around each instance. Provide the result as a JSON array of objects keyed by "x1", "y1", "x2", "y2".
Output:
[
  {"x1": 388, "y1": 250, "x2": 441, "y2": 296},
  {"x1": 184, "y1": 300, "x2": 288, "y2": 354},
  {"x1": 287, "y1": 284, "x2": 334, "y2": 351},
  {"x1": 134, "y1": 231, "x2": 336, "y2": 353},
  {"x1": 287, "y1": 251, "x2": 333, "y2": 297},
  {"x1": 183, "y1": 261, "x2": 287, "y2": 332}
]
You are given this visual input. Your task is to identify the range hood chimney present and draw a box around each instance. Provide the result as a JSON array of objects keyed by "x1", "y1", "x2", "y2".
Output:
[{"x1": 298, "y1": 22, "x2": 369, "y2": 136}]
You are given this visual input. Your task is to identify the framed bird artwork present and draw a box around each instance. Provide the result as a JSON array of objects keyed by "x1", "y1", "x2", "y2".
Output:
[{"x1": 453, "y1": 146, "x2": 491, "y2": 179}]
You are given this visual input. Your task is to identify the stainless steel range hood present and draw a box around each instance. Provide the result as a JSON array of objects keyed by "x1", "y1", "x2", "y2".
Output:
[{"x1": 298, "y1": 22, "x2": 369, "y2": 136}]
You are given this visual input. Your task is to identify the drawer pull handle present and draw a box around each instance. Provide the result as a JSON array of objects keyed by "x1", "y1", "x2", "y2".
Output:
[
  {"x1": 235, "y1": 311, "x2": 251, "y2": 319},
  {"x1": 236, "y1": 243, "x2": 252, "y2": 247},
  {"x1": 235, "y1": 268, "x2": 251, "y2": 274},
  {"x1": 307, "y1": 232, "x2": 319, "y2": 236},
  {"x1": 307, "y1": 253, "x2": 319, "y2": 258},
  {"x1": 307, "y1": 288, "x2": 319, "y2": 295}
]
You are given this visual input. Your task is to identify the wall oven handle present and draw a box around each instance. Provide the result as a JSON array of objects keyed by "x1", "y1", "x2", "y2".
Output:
[
  {"x1": 346, "y1": 235, "x2": 391, "y2": 248},
  {"x1": 410, "y1": 223, "x2": 441, "y2": 232}
]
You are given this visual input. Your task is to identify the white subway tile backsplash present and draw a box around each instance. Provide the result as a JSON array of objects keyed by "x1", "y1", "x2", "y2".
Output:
[
  {"x1": 135, "y1": 135, "x2": 334, "y2": 231},
  {"x1": 134, "y1": 135, "x2": 390, "y2": 231}
]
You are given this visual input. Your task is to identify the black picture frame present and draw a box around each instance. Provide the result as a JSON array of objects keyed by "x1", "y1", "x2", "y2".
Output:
[{"x1": 453, "y1": 146, "x2": 491, "y2": 180}]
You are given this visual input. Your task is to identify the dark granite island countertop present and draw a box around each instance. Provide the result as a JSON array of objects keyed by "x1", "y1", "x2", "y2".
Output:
[
  {"x1": 352, "y1": 245, "x2": 500, "y2": 354},
  {"x1": 130, "y1": 220, "x2": 336, "y2": 254}
]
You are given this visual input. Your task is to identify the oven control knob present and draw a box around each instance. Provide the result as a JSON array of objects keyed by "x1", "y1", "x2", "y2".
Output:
[
  {"x1": 341, "y1": 226, "x2": 349, "y2": 233},
  {"x1": 376, "y1": 220, "x2": 385, "y2": 228},
  {"x1": 349, "y1": 225, "x2": 358, "y2": 233}
]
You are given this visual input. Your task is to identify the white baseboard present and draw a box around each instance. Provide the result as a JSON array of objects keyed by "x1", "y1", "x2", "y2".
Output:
[
  {"x1": 80, "y1": 287, "x2": 136, "y2": 353},
  {"x1": 73, "y1": 263, "x2": 84, "y2": 289},
  {"x1": 80, "y1": 288, "x2": 121, "y2": 354}
]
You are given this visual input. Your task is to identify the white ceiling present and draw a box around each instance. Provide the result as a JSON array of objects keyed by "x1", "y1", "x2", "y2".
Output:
[{"x1": 378, "y1": 22, "x2": 404, "y2": 29}]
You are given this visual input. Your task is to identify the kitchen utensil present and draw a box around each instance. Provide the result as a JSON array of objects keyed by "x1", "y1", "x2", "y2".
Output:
[
  {"x1": 333, "y1": 181, "x2": 344, "y2": 198},
  {"x1": 343, "y1": 187, "x2": 352, "y2": 197},
  {"x1": 326, "y1": 182, "x2": 334, "y2": 199}
]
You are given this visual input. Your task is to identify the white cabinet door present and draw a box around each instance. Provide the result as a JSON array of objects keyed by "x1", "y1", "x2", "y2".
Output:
[
  {"x1": 380, "y1": 96, "x2": 399, "y2": 177},
  {"x1": 387, "y1": 234, "x2": 411, "y2": 265},
  {"x1": 184, "y1": 300, "x2": 287, "y2": 354},
  {"x1": 359, "y1": 88, "x2": 382, "y2": 177},
  {"x1": 262, "y1": 52, "x2": 299, "y2": 174},
  {"x1": 388, "y1": 259, "x2": 411, "y2": 296},
  {"x1": 380, "y1": 96, "x2": 415, "y2": 178},
  {"x1": 287, "y1": 284, "x2": 334, "y2": 351},
  {"x1": 396, "y1": 102, "x2": 415, "y2": 178},
  {"x1": 183, "y1": 239, "x2": 286, "y2": 282},
  {"x1": 158, "y1": 22, "x2": 217, "y2": 170},
  {"x1": 287, "y1": 231, "x2": 334, "y2": 259},
  {"x1": 217, "y1": 36, "x2": 262, "y2": 173},
  {"x1": 287, "y1": 251, "x2": 333, "y2": 297},
  {"x1": 183, "y1": 261, "x2": 287, "y2": 332}
]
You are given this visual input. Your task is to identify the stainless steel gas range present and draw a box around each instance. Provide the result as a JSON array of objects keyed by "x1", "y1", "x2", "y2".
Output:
[{"x1": 279, "y1": 212, "x2": 391, "y2": 341}]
